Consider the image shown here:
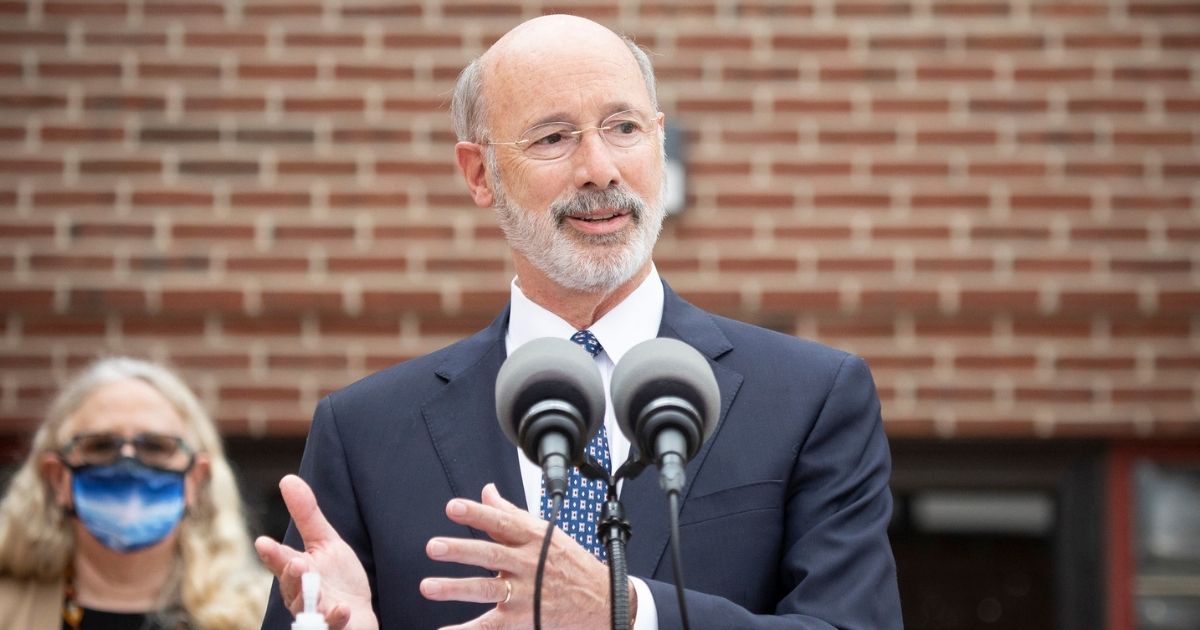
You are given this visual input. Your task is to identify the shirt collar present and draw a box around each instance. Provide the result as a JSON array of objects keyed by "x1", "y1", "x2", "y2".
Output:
[{"x1": 506, "y1": 265, "x2": 664, "y2": 363}]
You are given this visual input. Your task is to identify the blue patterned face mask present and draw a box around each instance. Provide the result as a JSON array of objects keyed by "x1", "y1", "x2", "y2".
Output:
[{"x1": 69, "y1": 457, "x2": 187, "y2": 553}]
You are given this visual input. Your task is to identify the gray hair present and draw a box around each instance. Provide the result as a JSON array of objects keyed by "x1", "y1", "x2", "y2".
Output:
[{"x1": 451, "y1": 36, "x2": 659, "y2": 143}]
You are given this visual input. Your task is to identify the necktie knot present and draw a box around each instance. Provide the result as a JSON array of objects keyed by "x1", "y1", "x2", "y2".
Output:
[{"x1": 570, "y1": 330, "x2": 603, "y2": 358}]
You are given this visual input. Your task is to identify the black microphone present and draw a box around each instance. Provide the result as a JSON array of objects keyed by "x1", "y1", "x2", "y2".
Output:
[
  {"x1": 611, "y1": 338, "x2": 720, "y2": 494},
  {"x1": 495, "y1": 337, "x2": 606, "y2": 500}
]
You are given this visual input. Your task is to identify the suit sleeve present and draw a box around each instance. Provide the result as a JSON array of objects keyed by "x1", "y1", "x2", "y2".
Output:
[
  {"x1": 260, "y1": 395, "x2": 378, "y2": 629},
  {"x1": 643, "y1": 354, "x2": 902, "y2": 630}
]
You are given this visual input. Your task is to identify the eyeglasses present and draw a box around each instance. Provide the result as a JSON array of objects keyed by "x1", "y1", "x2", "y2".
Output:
[
  {"x1": 60, "y1": 432, "x2": 194, "y2": 471},
  {"x1": 486, "y1": 109, "x2": 657, "y2": 161}
]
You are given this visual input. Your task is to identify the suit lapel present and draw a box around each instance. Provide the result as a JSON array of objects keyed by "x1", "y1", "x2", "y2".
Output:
[
  {"x1": 623, "y1": 283, "x2": 744, "y2": 577},
  {"x1": 421, "y1": 307, "x2": 529, "y2": 539}
]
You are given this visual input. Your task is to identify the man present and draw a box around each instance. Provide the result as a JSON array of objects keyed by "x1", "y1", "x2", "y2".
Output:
[{"x1": 258, "y1": 14, "x2": 901, "y2": 630}]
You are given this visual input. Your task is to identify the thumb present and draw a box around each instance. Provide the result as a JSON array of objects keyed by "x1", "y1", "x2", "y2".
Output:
[{"x1": 279, "y1": 474, "x2": 340, "y2": 550}]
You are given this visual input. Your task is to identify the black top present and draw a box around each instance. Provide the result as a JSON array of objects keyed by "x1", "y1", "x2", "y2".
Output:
[{"x1": 64, "y1": 607, "x2": 180, "y2": 630}]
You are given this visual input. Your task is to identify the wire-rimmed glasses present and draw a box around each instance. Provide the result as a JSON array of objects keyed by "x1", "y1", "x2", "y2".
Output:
[{"x1": 486, "y1": 109, "x2": 657, "y2": 161}]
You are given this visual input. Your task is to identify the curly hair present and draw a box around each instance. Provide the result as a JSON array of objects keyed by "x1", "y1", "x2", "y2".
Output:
[{"x1": 0, "y1": 356, "x2": 270, "y2": 629}]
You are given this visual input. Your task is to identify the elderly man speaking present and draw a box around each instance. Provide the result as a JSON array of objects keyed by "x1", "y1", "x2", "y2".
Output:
[{"x1": 257, "y1": 14, "x2": 901, "y2": 630}]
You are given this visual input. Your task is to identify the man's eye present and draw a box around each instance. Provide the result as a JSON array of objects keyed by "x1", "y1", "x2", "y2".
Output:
[
  {"x1": 612, "y1": 120, "x2": 640, "y2": 134},
  {"x1": 533, "y1": 132, "x2": 567, "y2": 146}
]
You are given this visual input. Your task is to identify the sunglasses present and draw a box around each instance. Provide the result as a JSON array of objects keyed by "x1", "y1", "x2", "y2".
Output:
[{"x1": 60, "y1": 432, "x2": 194, "y2": 471}]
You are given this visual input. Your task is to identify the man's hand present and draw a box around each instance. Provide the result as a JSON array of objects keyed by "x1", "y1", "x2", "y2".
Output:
[
  {"x1": 419, "y1": 483, "x2": 635, "y2": 629},
  {"x1": 254, "y1": 474, "x2": 379, "y2": 630}
]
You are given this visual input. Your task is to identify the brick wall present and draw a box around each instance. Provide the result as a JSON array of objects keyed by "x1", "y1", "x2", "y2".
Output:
[{"x1": 1, "y1": 0, "x2": 1197, "y2": 441}]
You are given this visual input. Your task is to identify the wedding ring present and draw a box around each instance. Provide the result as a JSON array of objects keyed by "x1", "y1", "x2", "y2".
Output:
[{"x1": 501, "y1": 578, "x2": 513, "y2": 605}]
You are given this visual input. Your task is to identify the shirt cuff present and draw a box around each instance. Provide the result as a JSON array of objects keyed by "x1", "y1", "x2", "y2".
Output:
[{"x1": 630, "y1": 576, "x2": 659, "y2": 630}]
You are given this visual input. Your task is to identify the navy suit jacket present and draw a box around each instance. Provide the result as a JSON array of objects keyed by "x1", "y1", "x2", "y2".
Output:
[{"x1": 262, "y1": 283, "x2": 901, "y2": 629}]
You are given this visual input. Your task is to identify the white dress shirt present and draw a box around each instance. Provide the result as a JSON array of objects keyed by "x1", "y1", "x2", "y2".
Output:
[{"x1": 505, "y1": 265, "x2": 663, "y2": 630}]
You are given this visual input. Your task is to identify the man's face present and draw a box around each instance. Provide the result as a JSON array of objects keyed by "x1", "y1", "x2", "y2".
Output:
[{"x1": 481, "y1": 37, "x2": 667, "y2": 293}]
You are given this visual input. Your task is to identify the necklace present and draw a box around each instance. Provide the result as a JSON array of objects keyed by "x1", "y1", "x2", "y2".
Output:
[{"x1": 62, "y1": 564, "x2": 83, "y2": 630}]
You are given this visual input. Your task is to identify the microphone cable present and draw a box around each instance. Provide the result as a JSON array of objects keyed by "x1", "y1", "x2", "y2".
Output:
[
  {"x1": 534, "y1": 492, "x2": 562, "y2": 630},
  {"x1": 668, "y1": 490, "x2": 691, "y2": 630}
]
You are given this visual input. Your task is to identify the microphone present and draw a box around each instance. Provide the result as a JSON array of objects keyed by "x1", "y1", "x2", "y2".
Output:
[
  {"x1": 495, "y1": 337, "x2": 606, "y2": 500},
  {"x1": 611, "y1": 338, "x2": 720, "y2": 494}
]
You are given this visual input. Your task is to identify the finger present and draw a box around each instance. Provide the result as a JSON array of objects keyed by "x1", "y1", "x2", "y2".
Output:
[
  {"x1": 278, "y1": 474, "x2": 340, "y2": 551},
  {"x1": 481, "y1": 482, "x2": 525, "y2": 515},
  {"x1": 426, "y1": 537, "x2": 514, "y2": 573},
  {"x1": 281, "y1": 556, "x2": 311, "y2": 613},
  {"x1": 445, "y1": 496, "x2": 534, "y2": 546},
  {"x1": 419, "y1": 576, "x2": 512, "y2": 604},
  {"x1": 326, "y1": 603, "x2": 351, "y2": 630},
  {"x1": 254, "y1": 535, "x2": 301, "y2": 577}
]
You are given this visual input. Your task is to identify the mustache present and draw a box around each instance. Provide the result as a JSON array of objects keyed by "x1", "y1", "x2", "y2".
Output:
[{"x1": 550, "y1": 187, "x2": 646, "y2": 225}]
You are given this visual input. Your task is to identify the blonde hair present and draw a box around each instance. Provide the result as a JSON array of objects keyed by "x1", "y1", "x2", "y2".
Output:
[{"x1": 0, "y1": 356, "x2": 270, "y2": 629}]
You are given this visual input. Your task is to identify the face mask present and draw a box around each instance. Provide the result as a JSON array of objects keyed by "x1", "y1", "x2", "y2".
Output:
[{"x1": 69, "y1": 457, "x2": 187, "y2": 553}]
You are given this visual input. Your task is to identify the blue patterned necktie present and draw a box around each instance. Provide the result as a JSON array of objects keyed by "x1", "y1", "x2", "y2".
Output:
[{"x1": 540, "y1": 329, "x2": 611, "y2": 561}]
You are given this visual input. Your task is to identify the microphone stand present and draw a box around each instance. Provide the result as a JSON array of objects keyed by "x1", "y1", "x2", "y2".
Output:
[{"x1": 580, "y1": 456, "x2": 646, "y2": 630}]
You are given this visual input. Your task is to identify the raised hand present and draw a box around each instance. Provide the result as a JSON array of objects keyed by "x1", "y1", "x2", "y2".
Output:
[
  {"x1": 254, "y1": 474, "x2": 379, "y2": 630},
  {"x1": 419, "y1": 483, "x2": 633, "y2": 629}
]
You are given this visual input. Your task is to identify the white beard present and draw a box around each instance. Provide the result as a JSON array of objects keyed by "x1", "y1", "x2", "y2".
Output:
[{"x1": 486, "y1": 149, "x2": 666, "y2": 293}]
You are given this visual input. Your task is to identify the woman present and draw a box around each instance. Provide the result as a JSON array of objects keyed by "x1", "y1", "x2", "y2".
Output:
[{"x1": 0, "y1": 357, "x2": 270, "y2": 629}]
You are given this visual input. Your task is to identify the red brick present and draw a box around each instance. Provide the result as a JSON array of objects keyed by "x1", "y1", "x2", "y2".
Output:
[
  {"x1": 239, "y1": 64, "x2": 319, "y2": 80},
  {"x1": 31, "y1": 254, "x2": 115, "y2": 271},
  {"x1": 960, "y1": 290, "x2": 1040, "y2": 312},
  {"x1": 816, "y1": 258, "x2": 893, "y2": 272},
  {"x1": 1013, "y1": 67, "x2": 1095, "y2": 81},
  {"x1": 185, "y1": 96, "x2": 266, "y2": 112},
  {"x1": 226, "y1": 257, "x2": 307, "y2": 272},
  {"x1": 1111, "y1": 319, "x2": 1189, "y2": 337},
  {"x1": 277, "y1": 160, "x2": 356, "y2": 175},
  {"x1": 640, "y1": 1, "x2": 721, "y2": 16},
  {"x1": 1015, "y1": 386, "x2": 1093, "y2": 403},
  {"x1": 969, "y1": 98, "x2": 1048, "y2": 113},
  {"x1": 913, "y1": 257, "x2": 992, "y2": 272},
  {"x1": 1057, "y1": 356, "x2": 1136, "y2": 370},
  {"x1": 275, "y1": 225, "x2": 354, "y2": 240},
  {"x1": 44, "y1": 2, "x2": 125, "y2": 16},
  {"x1": 64, "y1": 286, "x2": 145, "y2": 312},
  {"x1": 140, "y1": 63, "x2": 220, "y2": 80},
  {"x1": 268, "y1": 354, "x2": 349, "y2": 370},
  {"x1": 821, "y1": 66, "x2": 898, "y2": 82},
  {"x1": 335, "y1": 64, "x2": 417, "y2": 81},
  {"x1": 33, "y1": 190, "x2": 117, "y2": 206},
  {"x1": 1064, "y1": 161, "x2": 1143, "y2": 177},
  {"x1": 819, "y1": 130, "x2": 896, "y2": 144},
  {"x1": 933, "y1": 2, "x2": 1008, "y2": 15},
  {"x1": 122, "y1": 316, "x2": 207, "y2": 337},
  {"x1": 342, "y1": 3, "x2": 423, "y2": 18},
  {"x1": 872, "y1": 98, "x2": 950, "y2": 113},
  {"x1": 80, "y1": 159, "x2": 161, "y2": 175},
  {"x1": 1063, "y1": 34, "x2": 1143, "y2": 48},
  {"x1": 1068, "y1": 98, "x2": 1145, "y2": 113},
  {"x1": 1058, "y1": 291, "x2": 1141, "y2": 313},
  {"x1": 869, "y1": 35, "x2": 945, "y2": 50},
  {"x1": 916, "y1": 129, "x2": 996, "y2": 145},
  {"x1": 230, "y1": 191, "x2": 310, "y2": 207},
  {"x1": 23, "y1": 316, "x2": 106, "y2": 336},
  {"x1": 173, "y1": 224, "x2": 254, "y2": 240},
  {"x1": 1010, "y1": 194, "x2": 1092, "y2": 211},
  {"x1": 1129, "y1": 2, "x2": 1200, "y2": 16},
  {"x1": 956, "y1": 354, "x2": 1036, "y2": 369},
  {"x1": 85, "y1": 32, "x2": 167, "y2": 46},
  {"x1": 836, "y1": 2, "x2": 912, "y2": 16},
  {"x1": 220, "y1": 386, "x2": 301, "y2": 401},
  {"x1": 0, "y1": 30, "x2": 67, "y2": 45},
  {"x1": 320, "y1": 316, "x2": 402, "y2": 337},
  {"x1": 2, "y1": 289, "x2": 55, "y2": 311},
  {"x1": 84, "y1": 95, "x2": 166, "y2": 112},
  {"x1": 1111, "y1": 258, "x2": 1190, "y2": 274},
  {"x1": 760, "y1": 289, "x2": 842, "y2": 311},
  {"x1": 1014, "y1": 258, "x2": 1091, "y2": 273},
  {"x1": 966, "y1": 35, "x2": 1045, "y2": 50},
  {"x1": 361, "y1": 290, "x2": 442, "y2": 312},
  {"x1": 773, "y1": 35, "x2": 849, "y2": 50},
  {"x1": 427, "y1": 258, "x2": 506, "y2": 272},
  {"x1": 860, "y1": 289, "x2": 940, "y2": 310},
  {"x1": 678, "y1": 35, "x2": 752, "y2": 51},
  {"x1": 917, "y1": 386, "x2": 993, "y2": 402},
  {"x1": 260, "y1": 290, "x2": 342, "y2": 313},
  {"x1": 813, "y1": 193, "x2": 890, "y2": 209},
  {"x1": 376, "y1": 225, "x2": 456, "y2": 240},
  {"x1": 161, "y1": 289, "x2": 243, "y2": 313},
  {"x1": 133, "y1": 190, "x2": 213, "y2": 207},
  {"x1": 872, "y1": 226, "x2": 950, "y2": 239},
  {"x1": 185, "y1": 32, "x2": 267, "y2": 47},
  {"x1": 140, "y1": 128, "x2": 220, "y2": 143},
  {"x1": 916, "y1": 66, "x2": 994, "y2": 81},
  {"x1": 223, "y1": 316, "x2": 302, "y2": 336},
  {"x1": 128, "y1": 255, "x2": 209, "y2": 272}
]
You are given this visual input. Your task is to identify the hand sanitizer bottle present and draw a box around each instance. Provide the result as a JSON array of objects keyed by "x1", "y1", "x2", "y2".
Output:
[{"x1": 291, "y1": 571, "x2": 328, "y2": 630}]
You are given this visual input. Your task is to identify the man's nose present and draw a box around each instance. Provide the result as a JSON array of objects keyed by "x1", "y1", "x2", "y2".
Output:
[{"x1": 571, "y1": 129, "x2": 621, "y2": 190}]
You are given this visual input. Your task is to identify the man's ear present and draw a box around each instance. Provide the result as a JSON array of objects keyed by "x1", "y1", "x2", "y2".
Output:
[
  {"x1": 184, "y1": 453, "x2": 211, "y2": 509},
  {"x1": 39, "y1": 452, "x2": 72, "y2": 508},
  {"x1": 455, "y1": 141, "x2": 495, "y2": 208}
]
